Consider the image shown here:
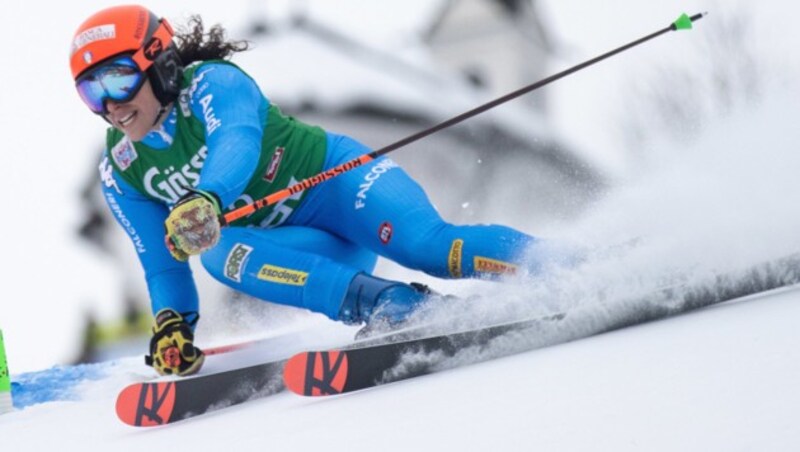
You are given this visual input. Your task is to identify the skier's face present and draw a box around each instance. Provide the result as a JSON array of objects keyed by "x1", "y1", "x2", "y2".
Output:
[{"x1": 105, "y1": 79, "x2": 166, "y2": 142}]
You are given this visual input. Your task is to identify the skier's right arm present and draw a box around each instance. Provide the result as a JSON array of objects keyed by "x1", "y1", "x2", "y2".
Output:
[
  {"x1": 98, "y1": 157, "x2": 200, "y2": 318},
  {"x1": 100, "y1": 160, "x2": 205, "y2": 375}
]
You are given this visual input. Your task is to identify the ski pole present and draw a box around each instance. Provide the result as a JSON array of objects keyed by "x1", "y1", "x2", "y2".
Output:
[{"x1": 222, "y1": 12, "x2": 706, "y2": 226}]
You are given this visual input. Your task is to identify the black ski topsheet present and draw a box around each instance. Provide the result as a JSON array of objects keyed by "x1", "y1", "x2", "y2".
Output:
[
  {"x1": 284, "y1": 252, "x2": 800, "y2": 396},
  {"x1": 116, "y1": 360, "x2": 285, "y2": 427},
  {"x1": 283, "y1": 317, "x2": 555, "y2": 396}
]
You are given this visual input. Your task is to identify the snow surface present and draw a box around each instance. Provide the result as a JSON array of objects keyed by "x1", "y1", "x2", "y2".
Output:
[
  {"x1": 3, "y1": 285, "x2": 799, "y2": 451},
  {"x1": 2, "y1": 0, "x2": 800, "y2": 450}
]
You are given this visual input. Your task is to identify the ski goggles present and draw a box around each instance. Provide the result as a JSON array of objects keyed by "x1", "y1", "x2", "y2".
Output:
[{"x1": 75, "y1": 55, "x2": 146, "y2": 115}]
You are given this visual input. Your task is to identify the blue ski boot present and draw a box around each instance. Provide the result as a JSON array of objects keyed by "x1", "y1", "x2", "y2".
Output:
[{"x1": 338, "y1": 273, "x2": 435, "y2": 336}]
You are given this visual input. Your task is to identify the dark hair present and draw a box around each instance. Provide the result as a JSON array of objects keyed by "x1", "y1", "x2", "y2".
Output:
[{"x1": 174, "y1": 15, "x2": 250, "y2": 64}]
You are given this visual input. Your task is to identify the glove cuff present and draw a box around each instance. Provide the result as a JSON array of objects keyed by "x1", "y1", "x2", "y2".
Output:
[
  {"x1": 153, "y1": 308, "x2": 200, "y2": 330},
  {"x1": 177, "y1": 188, "x2": 222, "y2": 215},
  {"x1": 154, "y1": 308, "x2": 183, "y2": 328}
]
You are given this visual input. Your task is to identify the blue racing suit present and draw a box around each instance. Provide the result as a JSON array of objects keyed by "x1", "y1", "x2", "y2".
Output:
[{"x1": 99, "y1": 62, "x2": 538, "y2": 322}]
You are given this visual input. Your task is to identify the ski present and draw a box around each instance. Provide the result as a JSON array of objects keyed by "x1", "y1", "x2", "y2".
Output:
[
  {"x1": 113, "y1": 320, "x2": 465, "y2": 427},
  {"x1": 284, "y1": 316, "x2": 555, "y2": 396},
  {"x1": 116, "y1": 251, "x2": 800, "y2": 422},
  {"x1": 284, "y1": 252, "x2": 800, "y2": 396},
  {"x1": 115, "y1": 359, "x2": 285, "y2": 427}
]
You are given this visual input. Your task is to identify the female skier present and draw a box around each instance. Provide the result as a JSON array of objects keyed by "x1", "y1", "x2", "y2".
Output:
[{"x1": 70, "y1": 5, "x2": 548, "y2": 376}]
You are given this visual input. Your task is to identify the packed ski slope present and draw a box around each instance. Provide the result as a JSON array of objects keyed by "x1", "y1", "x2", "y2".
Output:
[{"x1": 3, "y1": 284, "x2": 800, "y2": 451}]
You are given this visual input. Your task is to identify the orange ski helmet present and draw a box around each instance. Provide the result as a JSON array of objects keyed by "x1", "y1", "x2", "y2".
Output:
[{"x1": 70, "y1": 5, "x2": 183, "y2": 111}]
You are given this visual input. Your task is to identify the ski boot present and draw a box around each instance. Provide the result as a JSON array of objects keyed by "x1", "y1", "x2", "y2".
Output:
[{"x1": 337, "y1": 273, "x2": 438, "y2": 338}]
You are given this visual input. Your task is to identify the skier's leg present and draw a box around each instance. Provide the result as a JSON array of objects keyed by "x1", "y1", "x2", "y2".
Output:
[
  {"x1": 201, "y1": 226, "x2": 374, "y2": 319},
  {"x1": 292, "y1": 134, "x2": 551, "y2": 281},
  {"x1": 201, "y1": 226, "x2": 431, "y2": 325}
]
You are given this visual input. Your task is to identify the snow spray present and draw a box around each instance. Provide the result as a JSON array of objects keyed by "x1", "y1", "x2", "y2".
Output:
[{"x1": 0, "y1": 329, "x2": 12, "y2": 414}]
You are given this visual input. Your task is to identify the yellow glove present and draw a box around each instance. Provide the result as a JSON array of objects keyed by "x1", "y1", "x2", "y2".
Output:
[
  {"x1": 145, "y1": 309, "x2": 205, "y2": 376},
  {"x1": 165, "y1": 189, "x2": 222, "y2": 261}
]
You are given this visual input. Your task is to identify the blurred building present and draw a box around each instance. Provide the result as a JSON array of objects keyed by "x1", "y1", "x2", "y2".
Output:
[
  {"x1": 424, "y1": 0, "x2": 552, "y2": 113},
  {"x1": 237, "y1": 1, "x2": 603, "y2": 226}
]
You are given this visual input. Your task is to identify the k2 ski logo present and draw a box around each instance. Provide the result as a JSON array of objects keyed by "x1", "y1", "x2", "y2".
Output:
[
  {"x1": 129, "y1": 382, "x2": 176, "y2": 427},
  {"x1": 354, "y1": 159, "x2": 398, "y2": 210},
  {"x1": 300, "y1": 351, "x2": 348, "y2": 396}
]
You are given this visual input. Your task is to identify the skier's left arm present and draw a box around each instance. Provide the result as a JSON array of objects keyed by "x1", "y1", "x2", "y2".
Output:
[
  {"x1": 192, "y1": 62, "x2": 266, "y2": 206},
  {"x1": 165, "y1": 63, "x2": 267, "y2": 257}
]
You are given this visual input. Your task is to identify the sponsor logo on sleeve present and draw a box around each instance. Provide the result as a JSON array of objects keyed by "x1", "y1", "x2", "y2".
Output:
[
  {"x1": 354, "y1": 159, "x2": 399, "y2": 210},
  {"x1": 473, "y1": 256, "x2": 518, "y2": 277},
  {"x1": 199, "y1": 94, "x2": 222, "y2": 135},
  {"x1": 448, "y1": 239, "x2": 464, "y2": 278},
  {"x1": 99, "y1": 156, "x2": 122, "y2": 195},
  {"x1": 378, "y1": 222, "x2": 393, "y2": 245},
  {"x1": 111, "y1": 139, "x2": 138, "y2": 171},
  {"x1": 257, "y1": 265, "x2": 308, "y2": 286},
  {"x1": 224, "y1": 243, "x2": 253, "y2": 282},
  {"x1": 178, "y1": 67, "x2": 206, "y2": 118},
  {"x1": 263, "y1": 147, "x2": 285, "y2": 183},
  {"x1": 104, "y1": 191, "x2": 146, "y2": 254}
]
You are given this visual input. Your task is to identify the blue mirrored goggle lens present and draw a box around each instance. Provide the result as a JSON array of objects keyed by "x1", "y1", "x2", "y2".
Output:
[{"x1": 76, "y1": 58, "x2": 145, "y2": 114}]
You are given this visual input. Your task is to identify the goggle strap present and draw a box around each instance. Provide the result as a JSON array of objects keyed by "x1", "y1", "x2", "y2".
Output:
[{"x1": 132, "y1": 19, "x2": 174, "y2": 71}]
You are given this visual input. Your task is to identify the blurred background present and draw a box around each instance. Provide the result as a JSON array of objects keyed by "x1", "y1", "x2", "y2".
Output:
[{"x1": 1, "y1": 0, "x2": 797, "y2": 372}]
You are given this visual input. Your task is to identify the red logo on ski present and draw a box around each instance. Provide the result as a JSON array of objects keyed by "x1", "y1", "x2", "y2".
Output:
[
  {"x1": 116, "y1": 381, "x2": 176, "y2": 426},
  {"x1": 284, "y1": 351, "x2": 349, "y2": 396}
]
